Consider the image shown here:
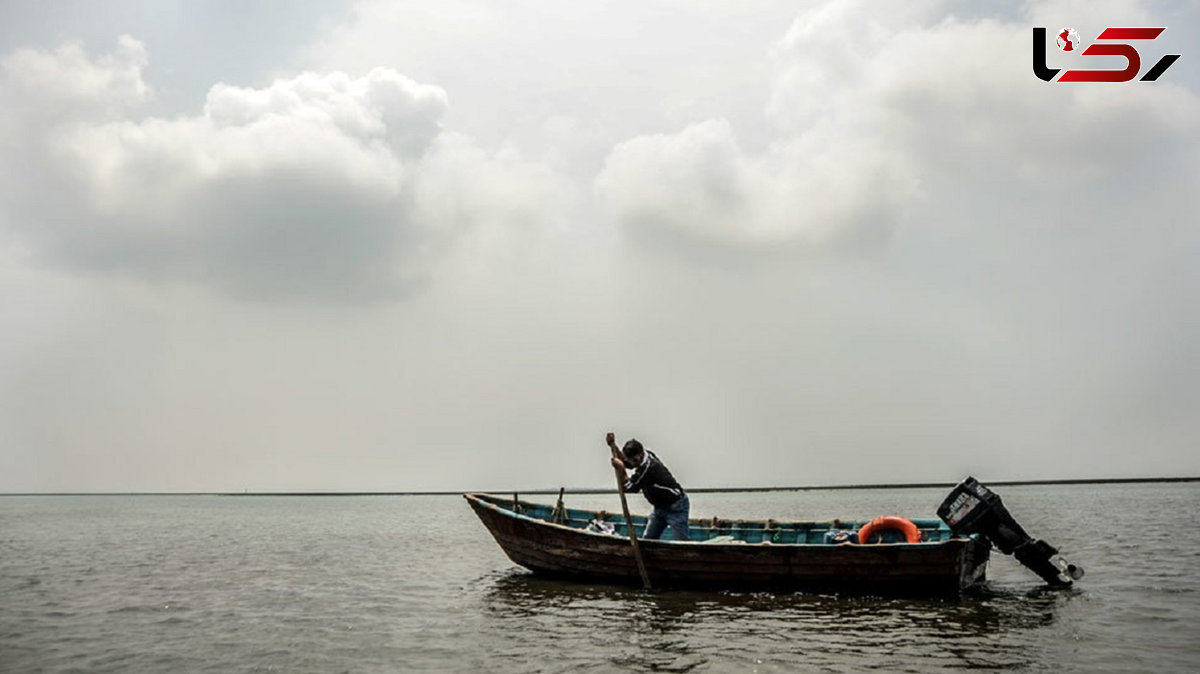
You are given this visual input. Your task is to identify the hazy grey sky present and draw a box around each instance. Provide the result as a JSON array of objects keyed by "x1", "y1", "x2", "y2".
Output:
[{"x1": 1, "y1": 1, "x2": 1196, "y2": 493}]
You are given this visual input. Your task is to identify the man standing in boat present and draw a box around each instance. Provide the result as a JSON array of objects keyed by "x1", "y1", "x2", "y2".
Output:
[{"x1": 607, "y1": 433, "x2": 690, "y2": 541}]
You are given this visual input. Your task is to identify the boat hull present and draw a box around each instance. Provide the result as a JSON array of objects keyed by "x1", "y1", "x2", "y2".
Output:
[{"x1": 466, "y1": 493, "x2": 989, "y2": 595}]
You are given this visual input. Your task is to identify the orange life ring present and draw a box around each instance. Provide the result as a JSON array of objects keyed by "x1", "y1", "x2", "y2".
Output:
[{"x1": 857, "y1": 516, "x2": 921, "y2": 544}]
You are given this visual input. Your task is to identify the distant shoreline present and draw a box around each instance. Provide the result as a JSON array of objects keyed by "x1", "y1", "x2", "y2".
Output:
[{"x1": 2, "y1": 475, "x2": 1197, "y2": 497}]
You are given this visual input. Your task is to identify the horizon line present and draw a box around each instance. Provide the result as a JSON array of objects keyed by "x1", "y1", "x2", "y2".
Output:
[{"x1": 2, "y1": 475, "x2": 1197, "y2": 497}]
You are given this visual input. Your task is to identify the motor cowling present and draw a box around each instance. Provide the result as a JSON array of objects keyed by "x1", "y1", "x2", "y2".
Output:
[{"x1": 937, "y1": 477, "x2": 1083, "y2": 586}]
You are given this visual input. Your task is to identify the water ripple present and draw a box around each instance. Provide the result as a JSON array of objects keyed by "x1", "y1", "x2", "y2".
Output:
[{"x1": 2, "y1": 486, "x2": 1200, "y2": 672}]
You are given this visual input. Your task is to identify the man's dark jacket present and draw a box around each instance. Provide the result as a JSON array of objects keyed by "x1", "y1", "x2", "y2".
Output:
[{"x1": 624, "y1": 451, "x2": 685, "y2": 509}]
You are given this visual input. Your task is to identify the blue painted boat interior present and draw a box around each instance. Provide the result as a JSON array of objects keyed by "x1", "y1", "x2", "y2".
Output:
[{"x1": 476, "y1": 494, "x2": 960, "y2": 544}]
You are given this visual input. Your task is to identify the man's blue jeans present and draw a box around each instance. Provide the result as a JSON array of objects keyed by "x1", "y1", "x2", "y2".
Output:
[{"x1": 644, "y1": 493, "x2": 690, "y2": 541}]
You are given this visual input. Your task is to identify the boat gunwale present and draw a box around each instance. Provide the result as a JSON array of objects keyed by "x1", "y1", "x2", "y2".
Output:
[{"x1": 463, "y1": 492, "x2": 973, "y2": 549}]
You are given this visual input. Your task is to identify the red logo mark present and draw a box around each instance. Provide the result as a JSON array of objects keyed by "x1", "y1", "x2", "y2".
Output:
[{"x1": 1057, "y1": 28, "x2": 1080, "y2": 52}]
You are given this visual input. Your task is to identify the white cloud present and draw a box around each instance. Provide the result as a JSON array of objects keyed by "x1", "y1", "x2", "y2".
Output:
[
  {"x1": 0, "y1": 34, "x2": 151, "y2": 122},
  {"x1": 1, "y1": 2, "x2": 1197, "y2": 492},
  {"x1": 0, "y1": 37, "x2": 565, "y2": 301},
  {"x1": 596, "y1": 1, "x2": 1199, "y2": 253}
]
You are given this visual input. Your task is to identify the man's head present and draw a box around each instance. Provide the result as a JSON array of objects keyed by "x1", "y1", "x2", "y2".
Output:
[{"x1": 622, "y1": 439, "x2": 645, "y2": 466}]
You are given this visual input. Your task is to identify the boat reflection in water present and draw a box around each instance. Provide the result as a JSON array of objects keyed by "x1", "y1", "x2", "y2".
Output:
[{"x1": 477, "y1": 571, "x2": 1072, "y2": 672}]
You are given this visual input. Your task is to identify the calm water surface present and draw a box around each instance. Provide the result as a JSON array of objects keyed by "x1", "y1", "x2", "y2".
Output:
[{"x1": 2, "y1": 484, "x2": 1197, "y2": 672}]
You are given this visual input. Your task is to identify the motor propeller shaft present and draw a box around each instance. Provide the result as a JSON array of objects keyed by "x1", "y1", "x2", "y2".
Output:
[{"x1": 938, "y1": 477, "x2": 1084, "y2": 586}]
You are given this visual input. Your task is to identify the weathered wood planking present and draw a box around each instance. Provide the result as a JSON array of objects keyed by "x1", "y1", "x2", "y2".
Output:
[{"x1": 465, "y1": 492, "x2": 989, "y2": 595}]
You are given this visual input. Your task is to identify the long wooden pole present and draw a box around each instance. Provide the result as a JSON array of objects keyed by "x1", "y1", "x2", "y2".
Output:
[{"x1": 610, "y1": 444, "x2": 652, "y2": 590}]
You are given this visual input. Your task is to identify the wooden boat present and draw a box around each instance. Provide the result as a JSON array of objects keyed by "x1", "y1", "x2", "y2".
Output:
[{"x1": 465, "y1": 492, "x2": 991, "y2": 595}]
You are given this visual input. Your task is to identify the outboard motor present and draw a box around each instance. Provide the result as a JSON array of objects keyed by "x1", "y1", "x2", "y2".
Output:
[{"x1": 938, "y1": 476, "x2": 1084, "y2": 586}]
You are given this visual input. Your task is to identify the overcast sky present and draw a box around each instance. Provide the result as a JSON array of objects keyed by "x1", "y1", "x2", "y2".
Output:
[{"x1": 0, "y1": 1, "x2": 1196, "y2": 493}]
